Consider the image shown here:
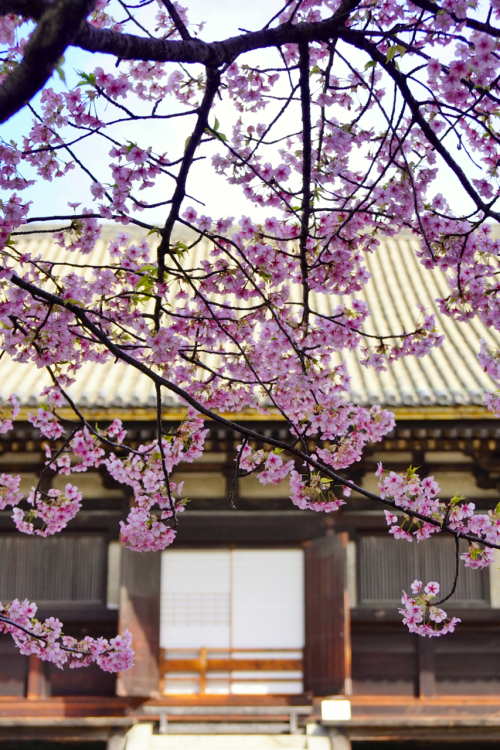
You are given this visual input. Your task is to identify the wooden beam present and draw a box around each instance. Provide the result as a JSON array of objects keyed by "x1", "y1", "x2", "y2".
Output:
[
  {"x1": 9, "y1": 404, "x2": 498, "y2": 423},
  {"x1": 162, "y1": 658, "x2": 302, "y2": 672}
]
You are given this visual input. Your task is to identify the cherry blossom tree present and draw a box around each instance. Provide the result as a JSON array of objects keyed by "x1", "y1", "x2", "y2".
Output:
[{"x1": 1, "y1": 0, "x2": 500, "y2": 670}]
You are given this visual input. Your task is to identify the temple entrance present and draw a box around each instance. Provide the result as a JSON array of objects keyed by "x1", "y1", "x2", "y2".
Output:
[{"x1": 159, "y1": 548, "x2": 304, "y2": 695}]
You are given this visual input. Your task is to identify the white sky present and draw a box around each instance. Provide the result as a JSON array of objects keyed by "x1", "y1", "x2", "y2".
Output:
[{"x1": 0, "y1": 0, "x2": 487, "y2": 226}]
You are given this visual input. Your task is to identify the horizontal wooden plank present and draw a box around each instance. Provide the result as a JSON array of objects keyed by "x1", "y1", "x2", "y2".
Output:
[
  {"x1": 161, "y1": 647, "x2": 301, "y2": 653},
  {"x1": 161, "y1": 658, "x2": 302, "y2": 672},
  {"x1": 143, "y1": 705, "x2": 312, "y2": 715}
]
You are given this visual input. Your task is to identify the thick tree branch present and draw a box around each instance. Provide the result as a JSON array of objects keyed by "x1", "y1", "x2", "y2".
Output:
[
  {"x1": 408, "y1": 0, "x2": 500, "y2": 39},
  {"x1": 72, "y1": 0, "x2": 361, "y2": 64},
  {"x1": 0, "y1": 0, "x2": 359, "y2": 123},
  {"x1": 0, "y1": 0, "x2": 50, "y2": 19},
  {"x1": 0, "y1": 0, "x2": 97, "y2": 124}
]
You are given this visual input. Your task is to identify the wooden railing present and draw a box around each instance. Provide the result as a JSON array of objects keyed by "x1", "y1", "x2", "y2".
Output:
[{"x1": 160, "y1": 647, "x2": 303, "y2": 695}]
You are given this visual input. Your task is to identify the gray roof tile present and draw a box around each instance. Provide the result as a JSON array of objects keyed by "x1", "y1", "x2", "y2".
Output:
[{"x1": 4, "y1": 225, "x2": 500, "y2": 410}]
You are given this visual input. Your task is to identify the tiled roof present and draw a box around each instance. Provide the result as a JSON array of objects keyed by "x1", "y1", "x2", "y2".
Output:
[{"x1": 3, "y1": 225, "x2": 500, "y2": 412}]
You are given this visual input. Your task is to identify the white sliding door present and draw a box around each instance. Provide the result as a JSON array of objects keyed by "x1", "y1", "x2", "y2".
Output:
[
  {"x1": 231, "y1": 549, "x2": 304, "y2": 649},
  {"x1": 160, "y1": 549, "x2": 231, "y2": 649},
  {"x1": 160, "y1": 547, "x2": 304, "y2": 695},
  {"x1": 230, "y1": 549, "x2": 304, "y2": 694}
]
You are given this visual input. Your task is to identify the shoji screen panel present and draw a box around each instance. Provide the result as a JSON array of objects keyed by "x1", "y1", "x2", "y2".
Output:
[
  {"x1": 231, "y1": 549, "x2": 304, "y2": 649},
  {"x1": 160, "y1": 550, "x2": 231, "y2": 649},
  {"x1": 230, "y1": 549, "x2": 304, "y2": 695}
]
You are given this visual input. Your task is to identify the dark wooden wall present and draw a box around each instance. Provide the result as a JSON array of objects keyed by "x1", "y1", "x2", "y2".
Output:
[
  {"x1": 351, "y1": 620, "x2": 500, "y2": 697},
  {"x1": 1, "y1": 416, "x2": 500, "y2": 702},
  {"x1": 0, "y1": 530, "x2": 117, "y2": 698}
]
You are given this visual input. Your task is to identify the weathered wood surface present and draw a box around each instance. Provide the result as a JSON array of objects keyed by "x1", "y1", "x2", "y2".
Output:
[
  {"x1": 161, "y1": 657, "x2": 302, "y2": 672},
  {"x1": 304, "y1": 534, "x2": 348, "y2": 695},
  {"x1": 116, "y1": 547, "x2": 161, "y2": 698}
]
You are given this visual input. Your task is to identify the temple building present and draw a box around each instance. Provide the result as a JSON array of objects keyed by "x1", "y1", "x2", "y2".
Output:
[{"x1": 1, "y1": 229, "x2": 500, "y2": 749}]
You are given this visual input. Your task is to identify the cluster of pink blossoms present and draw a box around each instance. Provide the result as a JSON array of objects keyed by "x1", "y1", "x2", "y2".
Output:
[
  {"x1": 12, "y1": 484, "x2": 82, "y2": 537},
  {"x1": 0, "y1": 472, "x2": 22, "y2": 510},
  {"x1": 0, "y1": 394, "x2": 20, "y2": 434},
  {"x1": 289, "y1": 471, "x2": 349, "y2": 513},
  {"x1": 107, "y1": 412, "x2": 208, "y2": 551},
  {"x1": 1, "y1": 0, "x2": 500, "y2": 666},
  {"x1": 400, "y1": 581, "x2": 461, "y2": 637},
  {"x1": 0, "y1": 599, "x2": 134, "y2": 671},
  {"x1": 378, "y1": 462, "x2": 498, "y2": 633},
  {"x1": 378, "y1": 462, "x2": 500, "y2": 565},
  {"x1": 238, "y1": 444, "x2": 295, "y2": 486}
]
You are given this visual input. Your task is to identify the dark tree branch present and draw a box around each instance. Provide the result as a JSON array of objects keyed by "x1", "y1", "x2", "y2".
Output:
[
  {"x1": 0, "y1": 613, "x2": 113, "y2": 656},
  {"x1": 0, "y1": 0, "x2": 50, "y2": 19},
  {"x1": 434, "y1": 536, "x2": 460, "y2": 607},
  {"x1": 0, "y1": 0, "x2": 97, "y2": 124},
  {"x1": 408, "y1": 0, "x2": 500, "y2": 39},
  {"x1": 155, "y1": 65, "x2": 221, "y2": 325},
  {"x1": 72, "y1": 0, "x2": 361, "y2": 64},
  {"x1": 338, "y1": 27, "x2": 500, "y2": 224},
  {"x1": 161, "y1": 0, "x2": 191, "y2": 40},
  {"x1": 298, "y1": 41, "x2": 311, "y2": 329}
]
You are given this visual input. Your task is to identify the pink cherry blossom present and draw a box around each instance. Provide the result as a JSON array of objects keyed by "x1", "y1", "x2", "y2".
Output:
[{"x1": 2, "y1": 0, "x2": 500, "y2": 669}]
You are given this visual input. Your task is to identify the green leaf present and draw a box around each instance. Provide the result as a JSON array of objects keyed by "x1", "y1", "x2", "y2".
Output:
[
  {"x1": 184, "y1": 136, "x2": 191, "y2": 152},
  {"x1": 135, "y1": 277, "x2": 154, "y2": 292},
  {"x1": 469, "y1": 544, "x2": 480, "y2": 560},
  {"x1": 55, "y1": 57, "x2": 66, "y2": 84},
  {"x1": 75, "y1": 70, "x2": 96, "y2": 87},
  {"x1": 364, "y1": 60, "x2": 376, "y2": 71},
  {"x1": 386, "y1": 46, "x2": 398, "y2": 63},
  {"x1": 139, "y1": 263, "x2": 158, "y2": 275},
  {"x1": 214, "y1": 117, "x2": 220, "y2": 131}
]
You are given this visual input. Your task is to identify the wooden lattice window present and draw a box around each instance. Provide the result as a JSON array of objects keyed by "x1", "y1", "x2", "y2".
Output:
[
  {"x1": 0, "y1": 534, "x2": 107, "y2": 605},
  {"x1": 357, "y1": 534, "x2": 490, "y2": 606}
]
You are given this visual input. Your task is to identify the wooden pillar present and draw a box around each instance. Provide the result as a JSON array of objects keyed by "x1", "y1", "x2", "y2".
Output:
[
  {"x1": 116, "y1": 546, "x2": 161, "y2": 697},
  {"x1": 418, "y1": 637, "x2": 436, "y2": 698},
  {"x1": 27, "y1": 655, "x2": 49, "y2": 699},
  {"x1": 304, "y1": 533, "x2": 350, "y2": 695}
]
